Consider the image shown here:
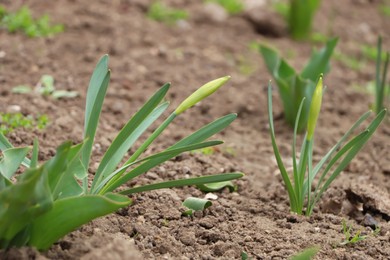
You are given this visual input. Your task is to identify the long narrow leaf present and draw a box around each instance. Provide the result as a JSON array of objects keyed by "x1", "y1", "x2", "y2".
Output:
[
  {"x1": 92, "y1": 99, "x2": 170, "y2": 190},
  {"x1": 268, "y1": 83, "x2": 298, "y2": 211},
  {"x1": 94, "y1": 140, "x2": 223, "y2": 194},
  {"x1": 169, "y1": 113, "x2": 237, "y2": 149},
  {"x1": 82, "y1": 71, "x2": 110, "y2": 189},
  {"x1": 119, "y1": 173, "x2": 244, "y2": 195},
  {"x1": 98, "y1": 140, "x2": 224, "y2": 194}
]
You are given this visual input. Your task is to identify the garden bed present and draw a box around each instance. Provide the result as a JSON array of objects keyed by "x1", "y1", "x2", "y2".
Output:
[{"x1": 0, "y1": 0, "x2": 389, "y2": 259}]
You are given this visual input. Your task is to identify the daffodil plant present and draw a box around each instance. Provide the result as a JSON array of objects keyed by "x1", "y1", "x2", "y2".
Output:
[
  {"x1": 268, "y1": 75, "x2": 386, "y2": 216},
  {"x1": 0, "y1": 55, "x2": 243, "y2": 250}
]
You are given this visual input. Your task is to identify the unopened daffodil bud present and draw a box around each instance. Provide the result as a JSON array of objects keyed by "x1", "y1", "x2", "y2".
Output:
[
  {"x1": 174, "y1": 76, "x2": 231, "y2": 115},
  {"x1": 307, "y1": 75, "x2": 323, "y2": 141}
]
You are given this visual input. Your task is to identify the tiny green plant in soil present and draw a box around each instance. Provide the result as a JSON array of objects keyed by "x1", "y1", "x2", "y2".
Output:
[
  {"x1": 0, "y1": 113, "x2": 48, "y2": 135},
  {"x1": 339, "y1": 219, "x2": 368, "y2": 246},
  {"x1": 374, "y1": 36, "x2": 389, "y2": 114},
  {"x1": 260, "y1": 37, "x2": 338, "y2": 131},
  {"x1": 206, "y1": 0, "x2": 244, "y2": 15},
  {"x1": 0, "y1": 55, "x2": 243, "y2": 250},
  {"x1": 147, "y1": 2, "x2": 188, "y2": 25},
  {"x1": 268, "y1": 76, "x2": 386, "y2": 216},
  {"x1": 12, "y1": 75, "x2": 78, "y2": 99},
  {"x1": 0, "y1": 6, "x2": 63, "y2": 37}
]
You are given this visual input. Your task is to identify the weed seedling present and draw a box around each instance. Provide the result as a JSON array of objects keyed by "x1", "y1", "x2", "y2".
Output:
[
  {"x1": 206, "y1": 0, "x2": 244, "y2": 15},
  {"x1": 0, "y1": 113, "x2": 48, "y2": 135},
  {"x1": 260, "y1": 38, "x2": 338, "y2": 131},
  {"x1": 12, "y1": 75, "x2": 78, "y2": 99},
  {"x1": 0, "y1": 6, "x2": 63, "y2": 37},
  {"x1": 339, "y1": 220, "x2": 367, "y2": 246},
  {"x1": 268, "y1": 76, "x2": 386, "y2": 216},
  {"x1": 147, "y1": 2, "x2": 188, "y2": 25},
  {"x1": 0, "y1": 55, "x2": 243, "y2": 250}
]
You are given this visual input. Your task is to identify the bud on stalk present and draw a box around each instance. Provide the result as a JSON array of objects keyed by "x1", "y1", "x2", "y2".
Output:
[
  {"x1": 307, "y1": 75, "x2": 323, "y2": 141},
  {"x1": 174, "y1": 76, "x2": 231, "y2": 115}
]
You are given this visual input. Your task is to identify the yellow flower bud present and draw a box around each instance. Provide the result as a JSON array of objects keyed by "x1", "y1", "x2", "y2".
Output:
[
  {"x1": 174, "y1": 76, "x2": 231, "y2": 115},
  {"x1": 307, "y1": 75, "x2": 323, "y2": 141}
]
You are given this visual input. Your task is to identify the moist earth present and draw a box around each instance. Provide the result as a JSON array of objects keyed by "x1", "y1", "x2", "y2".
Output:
[{"x1": 0, "y1": 0, "x2": 390, "y2": 259}]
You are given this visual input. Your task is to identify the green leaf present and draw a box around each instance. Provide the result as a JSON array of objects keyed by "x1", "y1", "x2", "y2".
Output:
[
  {"x1": 119, "y1": 172, "x2": 244, "y2": 195},
  {"x1": 169, "y1": 113, "x2": 237, "y2": 149},
  {"x1": 301, "y1": 38, "x2": 338, "y2": 81},
  {"x1": 290, "y1": 247, "x2": 319, "y2": 260},
  {"x1": 99, "y1": 140, "x2": 226, "y2": 194},
  {"x1": 12, "y1": 85, "x2": 32, "y2": 94},
  {"x1": 0, "y1": 147, "x2": 30, "y2": 179},
  {"x1": 196, "y1": 181, "x2": 236, "y2": 192},
  {"x1": 30, "y1": 139, "x2": 39, "y2": 168},
  {"x1": 182, "y1": 197, "x2": 212, "y2": 216},
  {"x1": 28, "y1": 193, "x2": 131, "y2": 250},
  {"x1": 51, "y1": 90, "x2": 78, "y2": 99},
  {"x1": 92, "y1": 84, "x2": 170, "y2": 191},
  {"x1": 0, "y1": 167, "x2": 52, "y2": 247},
  {"x1": 82, "y1": 55, "x2": 110, "y2": 188}
]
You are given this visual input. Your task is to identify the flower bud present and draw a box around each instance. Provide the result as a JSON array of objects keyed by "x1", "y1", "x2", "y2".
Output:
[
  {"x1": 174, "y1": 76, "x2": 231, "y2": 115},
  {"x1": 307, "y1": 75, "x2": 323, "y2": 141}
]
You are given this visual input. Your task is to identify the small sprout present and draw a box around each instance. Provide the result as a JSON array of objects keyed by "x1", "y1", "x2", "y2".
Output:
[
  {"x1": 260, "y1": 38, "x2": 337, "y2": 131},
  {"x1": 0, "y1": 112, "x2": 49, "y2": 135},
  {"x1": 196, "y1": 180, "x2": 236, "y2": 192},
  {"x1": 206, "y1": 0, "x2": 244, "y2": 15},
  {"x1": 0, "y1": 6, "x2": 63, "y2": 37},
  {"x1": 339, "y1": 220, "x2": 367, "y2": 246},
  {"x1": 182, "y1": 197, "x2": 212, "y2": 216},
  {"x1": 12, "y1": 85, "x2": 32, "y2": 94},
  {"x1": 290, "y1": 247, "x2": 319, "y2": 260},
  {"x1": 241, "y1": 251, "x2": 250, "y2": 260},
  {"x1": 147, "y1": 2, "x2": 188, "y2": 25},
  {"x1": 12, "y1": 75, "x2": 78, "y2": 99}
]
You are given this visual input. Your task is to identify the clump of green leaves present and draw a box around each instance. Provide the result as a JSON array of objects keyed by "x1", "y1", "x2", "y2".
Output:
[
  {"x1": 260, "y1": 38, "x2": 338, "y2": 131},
  {"x1": 147, "y1": 2, "x2": 188, "y2": 25},
  {"x1": 206, "y1": 0, "x2": 244, "y2": 15},
  {"x1": 0, "y1": 113, "x2": 48, "y2": 135},
  {"x1": 0, "y1": 6, "x2": 63, "y2": 37},
  {"x1": 339, "y1": 220, "x2": 367, "y2": 246},
  {"x1": 0, "y1": 55, "x2": 243, "y2": 250},
  {"x1": 12, "y1": 75, "x2": 78, "y2": 99},
  {"x1": 268, "y1": 76, "x2": 386, "y2": 216},
  {"x1": 374, "y1": 36, "x2": 389, "y2": 114}
]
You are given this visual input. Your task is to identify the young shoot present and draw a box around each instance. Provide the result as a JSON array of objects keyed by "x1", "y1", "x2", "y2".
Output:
[
  {"x1": 268, "y1": 76, "x2": 386, "y2": 216},
  {"x1": 374, "y1": 36, "x2": 389, "y2": 114},
  {"x1": 260, "y1": 38, "x2": 338, "y2": 131}
]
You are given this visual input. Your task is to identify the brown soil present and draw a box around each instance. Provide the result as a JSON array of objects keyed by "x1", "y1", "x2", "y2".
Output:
[{"x1": 1, "y1": 0, "x2": 390, "y2": 259}]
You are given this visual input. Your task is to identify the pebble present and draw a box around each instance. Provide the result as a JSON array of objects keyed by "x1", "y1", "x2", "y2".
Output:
[
  {"x1": 362, "y1": 213, "x2": 379, "y2": 230},
  {"x1": 205, "y1": 193, "x2": 218, "y2": 200},
  {"x1": 6, "y1": 105, "x2": 21, "y2": 113}
]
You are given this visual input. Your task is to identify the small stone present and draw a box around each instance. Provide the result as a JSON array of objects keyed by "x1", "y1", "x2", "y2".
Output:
[
  {"x1": 179, "y1": 232, "x2": 195, "y2": 246},
  {"x1": 199, "y1": 218, "x2": 215, "y2": 229},
  {"x1": 6, "y1": 105, "x2": 21, "y2": 113},
  {"x1": 204, "y1": 193, "x2": 218, "y2": 200},
  {"x1": 362, "y1": 213, "x2": 379, "y2": 230}
]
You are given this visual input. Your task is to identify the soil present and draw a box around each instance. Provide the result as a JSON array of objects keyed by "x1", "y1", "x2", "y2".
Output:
[{"x1": 0, "y1": 0, "x2": 390, "y2": 259}]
